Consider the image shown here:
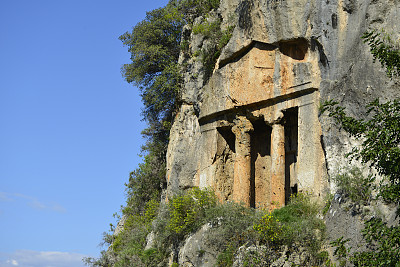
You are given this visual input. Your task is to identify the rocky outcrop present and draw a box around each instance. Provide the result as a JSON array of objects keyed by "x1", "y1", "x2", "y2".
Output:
[
  {"x1": 177, "y1": 223, "x2": 220, "y2": 267},
  {"x1": 166, "y1": 0, "x2": 400, "y2": 209},
  {"x1": 159, "y1": 1, "x2": 400, "y2": 266},
  {"x1": 232, "y1": 244, "x2": 313, "y2": 267}
]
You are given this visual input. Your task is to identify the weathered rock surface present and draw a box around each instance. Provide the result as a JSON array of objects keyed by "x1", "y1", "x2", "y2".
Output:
[
  {"x1": 325, "y1": 193, "x2": 400, "y2": 263},
  {"x1": 167, "y1": 0, "x2": 400, "y2": 207},
  {"x1": 164, "y1": 0, "x2": 399, "y2": 265},
  {"x1": 177, "y1": 223, "x2": 220, "y2": 267},
  {"x1": 232, "y1": 244, "x2": 311, "y2": 267}
]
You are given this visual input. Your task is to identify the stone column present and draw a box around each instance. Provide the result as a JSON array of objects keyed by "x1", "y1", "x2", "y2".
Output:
[
  {"x1": 271, "y1": 123, "x2": 285, "y2": 209},
  {"x1": 232, "y1": 116, "x2": 253, "y2": 207}
]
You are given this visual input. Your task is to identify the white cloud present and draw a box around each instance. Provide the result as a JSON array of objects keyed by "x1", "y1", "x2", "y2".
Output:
[
  {"x1": 0, "y1": 192, "x2": 13, "y2": 202},
  {"x1": 0, "y1": 250, "x2": 88, "y2": 267},
  {"x1": 6, "y1": 260, "x2": 18, "y2": 266},
  {"x1": 0, "y1": 192, "x2": 66, "y2": 213}
]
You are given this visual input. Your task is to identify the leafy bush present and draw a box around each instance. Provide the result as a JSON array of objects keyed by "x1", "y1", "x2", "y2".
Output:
[
  {"x1": 218, "y1": 26, "x2": 235, "y2": 50},
  {"x1": 191, "y1": 11, "x2": 235, "y2": 78},
  {"x1": 210, "y1": 202, "x2": 261, "y2": 266},
  {"x1": 351, "y1": 217, "x2": 400, "y2": 266},
  {"x1": 362, "y1": 30, "x2": 400, "y2": 78},
  {"x1": 253, "y1": 213, "x2": 282, "y2": 247},
  {"x1": 271, "y1": 193, "x2": 326, "y2": 257},
  {"x1": 330, "y1": 237, "x2": 351, "y2": 267},
  {"x1": 333, "y1": 167, "x2": 375, "y2": 205},
  {"x1": 217, "y1": 193, "x2": 326, "y2": 266},
  {"x1": 322, "y1": 193, "x2": 334, "y2": 215},
  {"x1": 89, "y1": 188, "x2": 328, "y2": 266},
  {"x1": 109, "y1": 199, "x2": 161, "y2": 266},
  {"x1": 123, "y1": 155, "x2": 166, "y2": 216},
  {"x1": 192, "y1": 19, "x2": 221, "y2": 37},
  {"x1": 177, "y1": 0, "x2": 220, "y2": 22},
  {"x1": 167, "y1": 187, "x2": 217, "y2": 236}
]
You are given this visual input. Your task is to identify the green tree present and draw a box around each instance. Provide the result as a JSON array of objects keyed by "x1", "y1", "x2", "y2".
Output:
[
  {"x1": 119, "y1": 0, "x2": 223, "y2": 212},
  {"x1": 362, "y1": 30, "x2": 400, "y2": 78},
  {"x1": 323, "y1": 98, "x2": 400, "y2": 204},
  {"x1": 119, "y1": 3, "x2": 184, "y2": 148},
  {"x1": 119, "y1": 0, "x2": 222, "y2": 136},
  {"x1": 85, "y1": 1, "x2": 228, "y2": 265}
]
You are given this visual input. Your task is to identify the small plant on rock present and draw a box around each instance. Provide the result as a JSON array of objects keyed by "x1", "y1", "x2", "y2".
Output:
[
  {"x1": 167, "y1": 187, "x2": 217, "y2": 236},
  {"x1": 333, "y1": 167, "x2": 375, "y2": 205},
  {"x1": 253, "y1": 212, "x2": 282, "y2": 248}
]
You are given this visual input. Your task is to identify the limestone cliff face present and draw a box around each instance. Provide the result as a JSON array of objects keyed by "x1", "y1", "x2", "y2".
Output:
[{"x1": 166, "y1": 0, "x2": 400, "y2": 208}]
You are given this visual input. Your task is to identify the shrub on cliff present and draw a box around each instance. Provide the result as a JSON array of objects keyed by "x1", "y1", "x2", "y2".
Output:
[{"x1": 216, "y1": 193, "x2": 326, "y2": 266}]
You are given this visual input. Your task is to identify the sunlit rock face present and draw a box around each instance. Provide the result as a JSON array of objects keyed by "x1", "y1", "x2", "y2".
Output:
[{"x1": 166, "y1": 0, "x2": 400, "y2": 209}]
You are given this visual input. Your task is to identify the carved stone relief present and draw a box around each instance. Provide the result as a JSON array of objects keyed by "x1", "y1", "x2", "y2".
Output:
[{"x1": 196, "y1": 39, "x2": 326, "y2": 209}]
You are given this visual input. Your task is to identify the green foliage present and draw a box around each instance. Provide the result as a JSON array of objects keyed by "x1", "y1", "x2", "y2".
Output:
[
  {"x1": 167, "y1": 187, "x2": 217, "y2": 236},
  {"x1": 119, "y1": 6, "x2": 183, "y2": 85},
  {"x1": 333, "y1": 167, "x2": 375, "y2": 205},
  {"x1": 218, "y1": 26, "x2": 235, "y2": 50},
  {"x1": 362, "y1": 30, "x2": 400, "y2": 78},
  {"x1": 108, "y1": 198, "x2": 163, "y2": 267},
  {"x1": 83, "y1": 251, "x2": 112, "y2": 267},
  {"x1": 117, "y1": 0, "x2": 227, "y2": 221},
  {"x1": 379, "y1": 180, "x2": 400, "y2": 205},
  {"x1": 351, "y1": 218, "x2": 400, "y2": 266},
  {"x1": 118, "y1": 2, "x2": 185, "y2": 227},
  {"x1": 119, "y1": 0, "x2": 222, "y2": 169},
  {"x1": 212, "y1": 203, "x2": 261, "y2": 266},
  {"x1": 192, "y1": 19, "x2": 221, "y2": 37},
  {"x1": 113, "y1": 200, "x2": 159, "y2": 250},
  {"x1": 143, "y1": 188, "x2": 223, "y2": 264},
  {"x1": 206, "y1": 202, "x2": 260, "y2": 266},
  {"x1": 87, "y1": 1, "x2": 228, "y2": 264},
  {"x1": 270, "y1": 193, "x2": 326, "y2": 256},
  {"x1": 123, "y1": 155, "x2": 165, "y2": 216},
  {"x1": 322, "y1": 193, "x2": 334, "y2": 215},
  {"x1": 115, "y1": 190, "x2": 326, "y2": 267},
  {"x1": 216, "y1": 193, "x2": 326, "y2": 266},
  {"x1": 323, "y1": 98, "x2": 400, "y2": 204},
  {"x1": 89, "y1": 188, "x2": 328, "y2": 267},
  {"x1": 176, "y1": 0, "x2": 220, "y2": 22},
  {"x1": 323, "y1": 30, "x2": 400, "y2": 267},
  {"x1": 119, "y1": 4, "x2": 184, "y2": 136},
  {"x1": 216, "y1": 244, "x2": 237, "y2": 267},
  {"x1": 330, "y1": 237, "x2": 351, "y2": 267},
  {"x1": 253, "y1": 212, "x2": 282, "y2": 247},
  {"x1": 191, "y1": 13, "x2": 235, "y2": 78},
  {"x1": 325, "y1": 103, "x2": 400, "y2": 267}
]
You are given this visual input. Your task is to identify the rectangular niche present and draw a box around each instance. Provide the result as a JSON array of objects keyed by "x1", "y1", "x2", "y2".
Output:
[
  {"x1": 250, "y1": 120, "x2": 272, "y2": 209},
  {"x1": 215, "y1": 126, "x2": 236, "y2": 201},
  {"x1": 283, "y1": 107, "x2": 298, "y2": 205}
]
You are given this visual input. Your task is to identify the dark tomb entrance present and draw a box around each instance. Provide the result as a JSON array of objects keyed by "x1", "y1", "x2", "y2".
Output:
[
  {"x1": 283, "y1": 107, "x2": 298, "y2": 205},
  {"x1": 250, "y1": 119, "x2": 272, "y2": 208},
  {"x1": 217, "y1": 126, "x2": 236, "y2": 153}
]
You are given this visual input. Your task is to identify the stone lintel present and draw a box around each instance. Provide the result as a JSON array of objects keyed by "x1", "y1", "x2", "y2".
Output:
[{"x1": 198, "y1": 86, "x2": 316, "y2": 127}]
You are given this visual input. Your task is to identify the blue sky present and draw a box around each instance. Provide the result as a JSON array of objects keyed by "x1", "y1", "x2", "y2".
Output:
[{"x1": 0, "y1": 0, "x2": 168, "y2": 266}]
